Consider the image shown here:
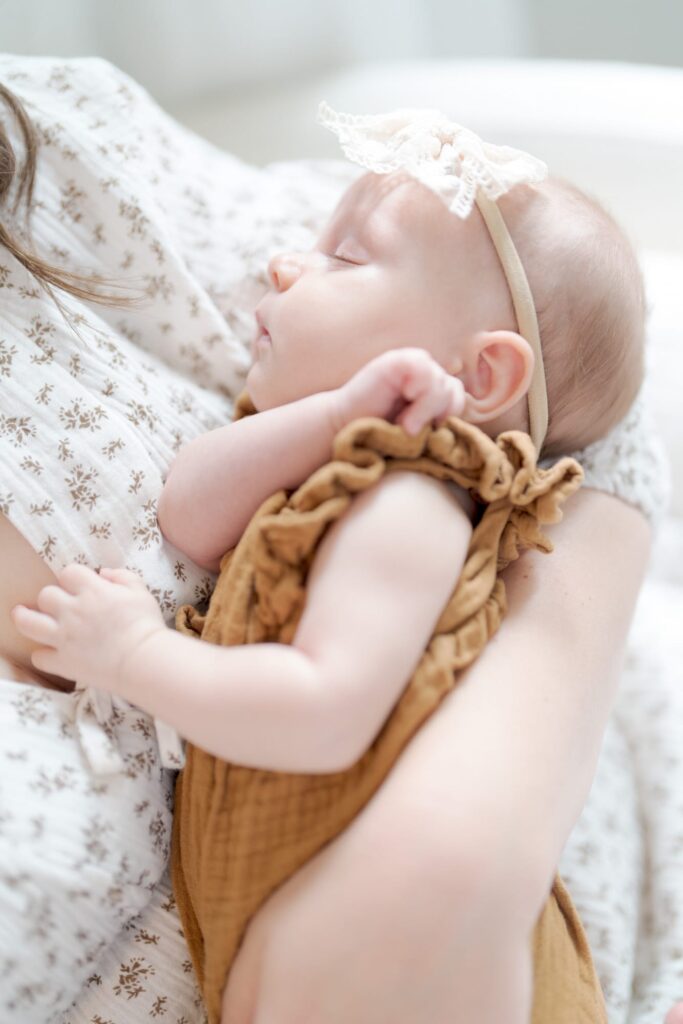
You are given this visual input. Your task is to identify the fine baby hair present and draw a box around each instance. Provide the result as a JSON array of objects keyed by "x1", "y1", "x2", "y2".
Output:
[{"x1": 318, "y1": 102, "x2": 646, "y2": 458}]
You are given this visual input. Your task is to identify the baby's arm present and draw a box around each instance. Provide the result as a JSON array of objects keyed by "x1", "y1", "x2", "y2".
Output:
[
  {"x1": 158, "y1": 349, "x2": 465, "y2": 571},
  {"x1": 13, "y1": 472, "x2": 471, "y2": 772}
]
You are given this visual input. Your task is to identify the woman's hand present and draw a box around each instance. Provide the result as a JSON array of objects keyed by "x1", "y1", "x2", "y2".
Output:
[
  {"x1": 10, "y1": 564, "x2": 166, "y2": 694},
  {"x1": 334, "y1": 348, "x2": 466, "y2": 436}
]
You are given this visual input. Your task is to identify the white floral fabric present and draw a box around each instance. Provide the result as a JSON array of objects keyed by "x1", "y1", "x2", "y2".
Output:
[
  {"x1": 0, "y1": 54, "x2": 675, "y2": 1023},
  {"x1": 542, "y1": 390, "x2": 672, "y2": 537},
  {"x1": 0, "y1": 679, "x2": 175, "y2": 1023}
]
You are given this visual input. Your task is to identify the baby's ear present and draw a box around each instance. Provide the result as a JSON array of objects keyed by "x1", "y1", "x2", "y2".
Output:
[{"x1": 458, "y1": 330, "x2": 534, "y2": 424}]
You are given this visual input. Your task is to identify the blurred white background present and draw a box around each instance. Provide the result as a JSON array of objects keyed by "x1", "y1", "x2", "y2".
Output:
[{"x1": 1, "y1": 0, "x2": 681, "y2": 160}]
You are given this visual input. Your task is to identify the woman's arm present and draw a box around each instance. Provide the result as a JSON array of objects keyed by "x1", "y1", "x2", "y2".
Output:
[
  {"x1": 13, "y1": 472, "x2": 470, "y2": 772},
  {"x1": 158, "y1": 349, "x2": 465, "y2": 570},
  {"x1": 221, "y1": 488, "x2": 651, "y2": 1024},
  {"x1": 485, "y1": 488, "x2": 652, "y2": 865}
]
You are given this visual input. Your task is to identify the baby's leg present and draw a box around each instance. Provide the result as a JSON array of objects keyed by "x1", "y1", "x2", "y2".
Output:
[{"x1": 666, "y1": 1003, "x2": 683, "y2": 1023}]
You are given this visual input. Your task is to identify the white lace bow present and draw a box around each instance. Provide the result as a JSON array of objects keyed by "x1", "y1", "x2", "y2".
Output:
[{"x1": 317, "y1": 101, "x2": 548, "y2": 218}]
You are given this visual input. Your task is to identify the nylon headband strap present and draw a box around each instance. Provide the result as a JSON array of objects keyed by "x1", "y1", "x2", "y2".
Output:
[{"x1": 474, "y1": 192, "x2": 548, "y2": 453}]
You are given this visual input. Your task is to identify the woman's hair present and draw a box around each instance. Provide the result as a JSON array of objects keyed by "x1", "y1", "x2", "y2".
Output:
[{"x1": 0, "y1": 82, "x2": 137, "y2": 308}]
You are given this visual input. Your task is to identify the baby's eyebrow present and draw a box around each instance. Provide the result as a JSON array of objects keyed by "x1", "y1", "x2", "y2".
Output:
[
  {"x1": 337, "y1": 208, "x2": 395, "y2": 250},
  {"x1": 317, "y1": 216, "x2": 369, "y2": 253}
]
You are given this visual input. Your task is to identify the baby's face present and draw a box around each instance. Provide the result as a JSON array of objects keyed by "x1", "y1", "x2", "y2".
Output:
[{"x1": 246, "y1": 171, "x2": 516, "y2": 411}]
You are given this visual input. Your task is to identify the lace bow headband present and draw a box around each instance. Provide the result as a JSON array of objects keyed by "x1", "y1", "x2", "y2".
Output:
[{"x1": 317, "y1": 101, "x2": 550, "y2": 452}]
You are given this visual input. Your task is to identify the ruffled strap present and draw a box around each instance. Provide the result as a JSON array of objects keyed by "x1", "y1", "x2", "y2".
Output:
[
  {"x1": 263, "y1": 416, "x2": 581, "y2": 545},
  {"x1": 233, "y1": 394, "x2": 580, "y2": 529},
  {"x1": 181, "y1": 400, "x2": 582, "y2": 667},
  {"x1": 238, "y1": 415, "x2": 583, "y2": 642}
]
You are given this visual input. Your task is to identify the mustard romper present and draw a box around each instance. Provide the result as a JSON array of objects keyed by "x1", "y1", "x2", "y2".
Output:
[{"x1": 171, "y1": 398, "x2": 607, "y2": 1024}]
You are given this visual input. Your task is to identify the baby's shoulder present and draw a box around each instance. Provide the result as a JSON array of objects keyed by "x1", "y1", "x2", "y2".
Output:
[
  {"x1": 351, "y1": 471, "x2": 473, "y2": 554},
  {"x1": 308, "y1": 469, "x2": 472, "y2": 607}
]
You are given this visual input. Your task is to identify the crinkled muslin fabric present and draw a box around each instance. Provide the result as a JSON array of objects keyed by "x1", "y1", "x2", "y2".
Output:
[
  {"x1": 170, "y1": 398, "x2": 607, "y2": 1024},
  {"x1": 0, "y1": 681, "x2": 175, "y2": 1013},
  {"x1": 0, "y1": 54, "x2": 671, "y2": 1024}
]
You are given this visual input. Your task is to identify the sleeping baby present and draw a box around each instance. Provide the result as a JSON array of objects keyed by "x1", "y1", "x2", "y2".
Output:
[{"x1": 12, "y1": 105, "x2": 645, "y2": 1024}]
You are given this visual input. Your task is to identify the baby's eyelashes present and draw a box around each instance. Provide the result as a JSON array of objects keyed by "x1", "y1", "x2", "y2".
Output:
[
  {"x1": 331, "y1": 253, "x2": 363, "y2": 265},
  {"x1": 329, "y1": 236, "x2": 370, "y2": 265},
  {"x1": 329, "y1": 244, "x2": 370, "y2": 266}
]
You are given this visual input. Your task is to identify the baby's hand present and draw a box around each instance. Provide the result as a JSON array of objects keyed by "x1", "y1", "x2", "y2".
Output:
[
  {"x1": 11, "y1": 564, "x2": 166, "y2": 696},
  {"x1": 335, "y1": 348, "x2": 466, "y2": 436}
]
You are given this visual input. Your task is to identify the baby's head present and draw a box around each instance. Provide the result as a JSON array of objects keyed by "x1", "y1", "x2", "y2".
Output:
[
  {"x1": 247, "y1": 166, "x2": 644, "y2": 458},
  {"x1": 495, "y1": 175, "x2": 645, "y2": 455}
]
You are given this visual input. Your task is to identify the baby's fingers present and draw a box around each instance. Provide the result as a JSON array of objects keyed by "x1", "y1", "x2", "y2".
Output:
[
  {"x1": 99, "y1": 566, "x2": 148, "y2": 591},
  {"x1": 397, "y1": 384, "x2": 451, "y2": 436},
  {"x1": 57, "y1": 562, "x2": 99, "y2": 595},
  {"x1": 37, "y1": 584, "x2": 72, "y2": 616},
  {"x1": 11, "y1": 604, "x2": 59, "y2": 646},
  {"x1": 440, "y1": 377, "x2": 467, "y2": 422}
]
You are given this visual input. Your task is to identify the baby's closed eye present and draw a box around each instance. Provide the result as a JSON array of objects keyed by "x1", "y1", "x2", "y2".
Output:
[
  {"x1": 329, "y1": 248, "x2": 365, "y2": 266},
  {"x1": 332, "y1": 253, "x2": 362, "y2": 265}
]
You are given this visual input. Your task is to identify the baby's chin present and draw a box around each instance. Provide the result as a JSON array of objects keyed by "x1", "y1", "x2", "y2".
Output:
[
  {"x1": 245, "y1": 368, "x2": 290, "y2": 414},
  {"x1": 244, "y1": 364, "x2": 268, "y2": 412},
  {"x1": 246, "y1": 360, "x2": 319, "y2": 414}
]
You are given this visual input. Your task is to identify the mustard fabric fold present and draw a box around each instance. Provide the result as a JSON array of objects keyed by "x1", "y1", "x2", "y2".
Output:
[{"x1": 171, "y1": 399, "x2": 607, "y2": 1024}]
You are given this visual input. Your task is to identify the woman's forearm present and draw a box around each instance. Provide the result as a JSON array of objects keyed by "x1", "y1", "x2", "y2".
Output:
[
  {"x1": 368, "y1": 488, "x2": 652, "y2": 887},
  {"x1": 492, "y1": 488, "x2": 652, "y2": 855},
  {"x1": 158, "y1": 390, "x2": 342, "y2": 570}
]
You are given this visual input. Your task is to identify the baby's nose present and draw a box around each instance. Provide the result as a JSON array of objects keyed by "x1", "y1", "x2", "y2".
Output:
[{"x1": 267, "y1": 252, "x2": 304, "y2": 291}]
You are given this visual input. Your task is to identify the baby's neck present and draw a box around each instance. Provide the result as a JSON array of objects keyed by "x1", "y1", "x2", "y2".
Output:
[{"x1": 477, "y1": 396, "x2": 529, "y2": 442}]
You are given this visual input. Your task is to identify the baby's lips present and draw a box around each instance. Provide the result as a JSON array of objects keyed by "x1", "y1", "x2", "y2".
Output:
[
  {"x1": 251, "y1": 309, "x2": 273, "y2": 358},
  {"x1": 251, "y1": 326, "x2": 272, "y2": 361}
]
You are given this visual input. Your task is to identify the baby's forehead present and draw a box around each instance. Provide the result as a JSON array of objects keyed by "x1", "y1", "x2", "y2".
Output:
[{"x1": 334, "y1": 170, "x2": 454, "y2": 243}]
